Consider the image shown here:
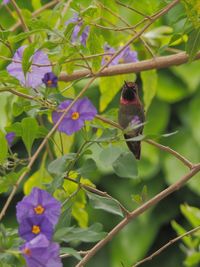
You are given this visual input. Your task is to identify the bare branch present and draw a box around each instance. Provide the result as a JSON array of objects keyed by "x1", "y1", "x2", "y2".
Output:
[
  {"x1": 59, "y1": 52, "x2": 200, "y2": 82},
  {"x1": 132, "y1": 225, "x2": 200, "y2": 267},
  {"x1": 75, "y1": 164, "x2": 200, "y2": 267}
]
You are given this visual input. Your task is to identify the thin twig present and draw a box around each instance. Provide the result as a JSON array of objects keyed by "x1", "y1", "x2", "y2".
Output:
[
  {"x1": 75, "y1": 163, "x2": 200, "y2": 267},
  {"x1": 64, "y1": 176, "x2": 130, "y2": 216},
  {"x1": 132, "y1": 225, "x2": 200, "y2": 267},
  {"x1": 10, "y1": 0, "x2": 60, "y2": 32},
  {"x1": 10, "y1": 0, "x2": 32, "y2": 43}
]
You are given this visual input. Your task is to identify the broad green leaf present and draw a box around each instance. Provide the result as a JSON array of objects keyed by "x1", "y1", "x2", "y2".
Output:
[
  {"x1": 77, "y1": 158, "x2": 97, "y2": 178},
  {"x1": 184, "y1": 252, "x2": 200, "y2": 267},
  {"x1": 171, "y1": 220, "x2": 194, "y2": 248},
  {"x1": 87, "y1": 27, "x2": 103, "y2": 71},
  {"x1": 24, "y1": 153, "x2": 52, "y2": 195},
  {"x1": 112, "y1": 152, "x2": 138, "y2": 179},
  {"x1": 186, "y1": 28, "x2": 200, "y2": 61},
  {"x1": 21, "y1": 117, "x2": 39, "y2": 156},
  {"x1": 48, "y1": 154, "x2": 75, "y2": 176},
  {"x1": 0, "y1": 130, "x2": 8, "y2": 163},
  {"x1": 141, "y1": 70, "x2": 157, "y2": 111},
  {"x1": 60, "y1": 247, "x2": 82, "y2": 260},
  {"x1": 54, "y1": 223, "x2": 106, "y2": 243},
  {"x1": 72, "y1": 202, "x2": 88, "y2": 228},
  {"x1": 181, "y1": 204, "x2": 200, "y2": 227},
  {"x1": 22, "y1": 44, "x2": 36, "y2": 76},
  {"x1": 8, "y1": 29, "x2": 44, "y2": 43},
  {"x1": 87, "y1": 191, "x2": 123, "y2": 217},
  {"x1": 157, "y1": 71, "x2": 189, "y2": 103},
  {"x1": 32, "y1": 0, "x2": 42, "y2": 10}
]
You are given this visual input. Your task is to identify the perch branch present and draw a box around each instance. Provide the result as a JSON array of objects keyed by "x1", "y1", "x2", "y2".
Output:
[
  {"x1": 59, "y1": 52, "x2": 200, "y2": 82},
  {"x1": 75, "y1": 164, "x2": 200, "y2": 267},
  {"x1": 132, "y1": 225, "x2": 200, "y2": 267}
]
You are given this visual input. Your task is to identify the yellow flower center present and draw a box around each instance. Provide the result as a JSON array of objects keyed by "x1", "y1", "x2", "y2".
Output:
[
  {"x1": 23, "y1": 248, "x2": 31, "y2": 256},
  {"x1": 32, "y1": 225, "x2": 41, "y2": 235},
  {"x1": 118, "y1": 58, "x2": 124, "y2": 63},
  {"x1": 47, "y1": 80, "x2": 52, "y2": 86},
  {"x1": 71, "y1": 112, "x2": 80, "y2": 120},
  {"x1": 34, "y1": 205, "x2": 45, "y2": 215},
  {"x1": 104, "y1": 55, "x2": 111, "y2": 62}
]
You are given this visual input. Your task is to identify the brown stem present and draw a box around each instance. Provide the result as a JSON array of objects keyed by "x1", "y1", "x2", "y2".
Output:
[
  {"x1": 59, "y1": 51, "x2": 200, "y2": 82},
  {"x1": 10, "y1": 0, "x2": 60, "y2": 32},
  {"x1": 133, "y1": 225, "x2": 200, "y2": 267},
  {"x1": 75, "y1": 164, "x2": 200, "y2": 267},
  {"x1": 10, "y1": 0, "x2": 31, "y2": 43}
]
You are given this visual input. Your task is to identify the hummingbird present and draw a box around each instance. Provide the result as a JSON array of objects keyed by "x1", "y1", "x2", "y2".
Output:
[{"x1": 118, "y1": 81, "x2": 145, "y2": 160}]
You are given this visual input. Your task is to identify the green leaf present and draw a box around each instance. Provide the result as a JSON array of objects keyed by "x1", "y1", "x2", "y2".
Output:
[
  {"x1": 48, "y1": 154, "x2": 75, "y2": 176},
  {"x1": 87, "y1": 27, "x2": 103, "y2": 71},
  {"x1": 8, "y1": 29, "x2": 44, "y2": 43},
  {"x1": 112, "y1": 152, "x2": 138, "y2": 179},
  {"x1": 186, "y1": 28, "x2": 200, "y2": 61},
  {"x1": 181, "y1": 204, "x2": 200, "y2": 227},
  {"x1": 54, "y1": 223, "x2": 106, "y2": 243},
  {"x1": 141, "y1": 70, "x2": 157, "y2": 111},
  {"x1": 184, "y1": 252, "x2": 200, "y2": 267},
  {"x1": 31, "y1": 0, "x2": 42, "y2": 10},
  {"x1": 0, "y1": 131, "x2": 8, "y2": 164},
  {"x1": 87, "y1": 191, "x2": 123, "y2": 217},
  {"x1": 21, "y1": 117, "x2": 39, "y2": 156},
  {"x1": 60, "y1": 247, "x2": 82, "y2": 260},
  {"x1": 77, "y1": 158, "x2": 97, "y2": 178},
  {"x1": 171, "y1": 220, "x2": 194, "y2": 248},
  {"x1": 22, "y1": 44, "x2": 36, "y2": 76}
]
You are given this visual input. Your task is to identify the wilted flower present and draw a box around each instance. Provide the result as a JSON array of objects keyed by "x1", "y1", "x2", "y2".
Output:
[
  {"x1": 7, "y1": 46, "x2": 52, "y2": 88},
  {"x1": 102, "y1": 44, "x2": 138, "y2": 66},
  {"x1": 6, "y1": 132, "x2": 15, "y2": 146},
  {"x1": 19, "y1": 215, "x2": 54, "y2": 241},
  {"x1": 16, "y1": 187, "x2": 61, "y2": 226},
  {"x1": 101, "y1": 44, "x2": 118, "y2": 66},
  {"x1": 42, "y1": 72, "x2": 58, "y2": 88},
  {"x1": 20, "y1": 234, "x2": 62, "y2": 267},
  {"x1": 118, "y1": 46, "x2": 138, "y2": 63},
  {"x1": 65, "y1": 13, "x2": 90, "y2": 46},
  {"x1": 52, "y1": 97, "x2": 97, "y2": 135}
]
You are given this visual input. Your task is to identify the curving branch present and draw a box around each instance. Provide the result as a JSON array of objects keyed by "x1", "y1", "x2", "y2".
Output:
[
  {"x1": 59, "y1": 52, "x2": 200, "y2": 82},
  {"x1": 75, "y1": 164, "x2": 200, "y2": 267},
  {"x1": 132, "y1": 225, "x2": 200, "y2": 267}
]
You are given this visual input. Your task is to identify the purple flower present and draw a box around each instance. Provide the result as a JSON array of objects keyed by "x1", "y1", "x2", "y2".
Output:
[
  {"x1": 7, "y1": 46, "x2": 52, "y2": 88},
  {"x1": 101, "y1": 44, "x2": 118, "y2": 66},
  {"x1": 118, "y1": 46, "x2": 138, "y2": 63},
  {"x1": 65, "y1": 13, "x2": 90, "y2": 47},
  {"x1": 20, "y1": 234, "x2": 62, "y2": 267},
  {"x1": 3, "y1": 0, "x2": 10, "y2": 4},
  {"x1": 52, "y1": 97, "x2": 97, "y2": 135},
  {"x1": 42, "y1": 72, "x2": 58, "y2": 88},
  {"x1": 16, "y1": 187, "x2": 61, "y2": 226},
  {"x1": 19, "y1": 215, "x2": 54, "y2": 241},
  {"x1": 6, "y1": 132, "x2": 15, "y2": 146}
]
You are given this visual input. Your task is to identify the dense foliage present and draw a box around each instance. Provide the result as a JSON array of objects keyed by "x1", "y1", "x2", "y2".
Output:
[{"x1": 0, "y1": 0, "x2": 200, "y2": 266}]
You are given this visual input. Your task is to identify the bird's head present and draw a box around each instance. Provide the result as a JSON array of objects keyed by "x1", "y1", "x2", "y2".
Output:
[{"x1": 121, "y1": 81, "x2": 138, "y2": 103}]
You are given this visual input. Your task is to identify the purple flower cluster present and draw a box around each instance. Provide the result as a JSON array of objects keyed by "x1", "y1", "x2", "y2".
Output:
[
  {"x1": 65, "y1": 13, "x2": 90, "y2": 47},
  {"x1": 17, "y1": 187, "x2": 62, "y2": 267},
  {"x1": 52, "y1": 97, "x2": 97, "y2": 135},
  {"x1": 102, "y1": 44, "x2": 138, "y2": 66}
]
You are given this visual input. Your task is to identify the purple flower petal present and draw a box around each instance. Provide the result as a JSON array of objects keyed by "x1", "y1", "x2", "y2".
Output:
[
  {"x1": 3, "y1": 0, "x2": 10, "y2": 4},
  {"x1": 19, "y1": 215, "x2": 54, "y2": 241},
  {"x1": 101, "y1": 44, "x2": 118, "y2": 66},
  {"x1": 6, "y1": 132, "x2": 15, "y2": 146},
  {"x1": 20, "y1": 234, "x2": 62, "y2": 267},
  {"x1": 7, "y1": 46, "x2": 52, "y2": 88},
  {"x1": 16, "y1": 187, "x2": 61, "y2": 226},
  {"x1": 80, "y1": 26, "x2": 90, "y2": 47},
  {"x1": 42, "y1": 72, "x2": 58, "y2": 88},
  {"x1": 52, "y1": 98, "x2": 97, "y2": 135}
]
